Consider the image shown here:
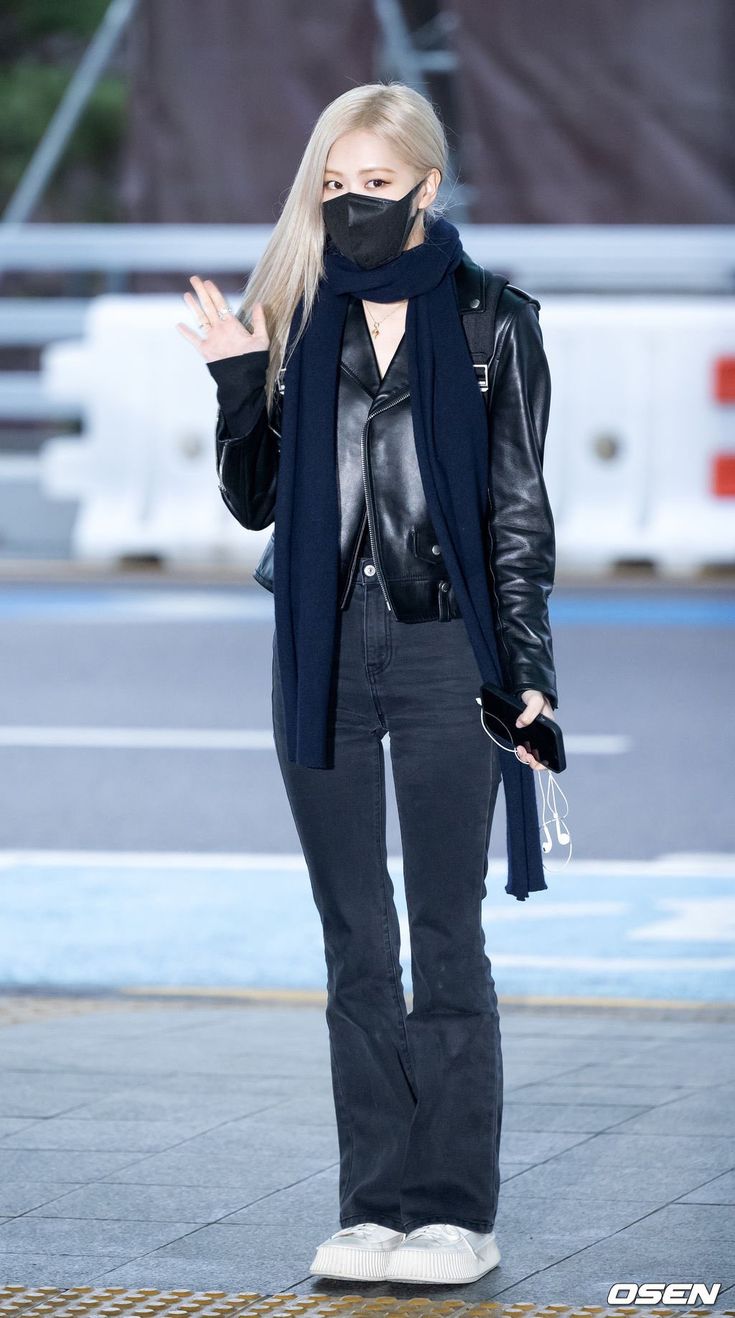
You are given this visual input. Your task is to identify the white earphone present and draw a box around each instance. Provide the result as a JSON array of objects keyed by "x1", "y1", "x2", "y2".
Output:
[{"x1": 475, "y1": 696, "x2": 572, "y2": 867}]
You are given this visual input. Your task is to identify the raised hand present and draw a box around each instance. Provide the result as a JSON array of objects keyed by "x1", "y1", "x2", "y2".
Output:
[{"x1": 175, "y1": 276, "x2": 270, "y2": 363}]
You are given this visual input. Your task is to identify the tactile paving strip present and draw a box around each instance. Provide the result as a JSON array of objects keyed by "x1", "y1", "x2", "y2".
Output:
[{"x1": 0, "y1": 1290, "x2": 730, "y2": 1318}]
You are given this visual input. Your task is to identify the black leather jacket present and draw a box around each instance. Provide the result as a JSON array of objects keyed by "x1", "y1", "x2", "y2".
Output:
[{"x1": 210, "y1": 251, "x2": 558, "y2": 708}]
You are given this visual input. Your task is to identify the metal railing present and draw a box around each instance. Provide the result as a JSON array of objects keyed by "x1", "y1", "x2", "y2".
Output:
[
  {"x1": 1, "y1": 222, "x2": 732, "y2": 291},
  {"x1": 1, "y1": 223, "x2": 732, "y2": 429}
]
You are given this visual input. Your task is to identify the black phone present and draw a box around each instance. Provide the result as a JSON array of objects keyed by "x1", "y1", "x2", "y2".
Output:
[{"x1": 479, "y1": 681, "x2": 566, "y2": 773}]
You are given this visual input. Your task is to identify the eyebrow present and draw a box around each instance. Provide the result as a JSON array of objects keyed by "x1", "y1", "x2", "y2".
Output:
[{"x1": 324, "y1": 166, "x2": 397, "y2": 176}]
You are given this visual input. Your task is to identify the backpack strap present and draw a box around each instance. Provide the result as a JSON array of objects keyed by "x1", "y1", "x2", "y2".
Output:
[
  {"x1": 461, "y1": 275, "x2": 543, "y2": 403},
  {"x1": 460, "y1": 272, "x2": 510, "y2": 395}
]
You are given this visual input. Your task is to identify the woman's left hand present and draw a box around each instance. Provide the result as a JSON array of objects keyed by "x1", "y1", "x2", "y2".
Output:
[{"x1": 515, "y1": 690, "x2": 554, "y2": 770}]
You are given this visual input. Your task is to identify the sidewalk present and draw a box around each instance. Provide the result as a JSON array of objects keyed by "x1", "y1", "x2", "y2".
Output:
[{"x1": 0, "y1": 992, "x2": 733, "y2": 1313}]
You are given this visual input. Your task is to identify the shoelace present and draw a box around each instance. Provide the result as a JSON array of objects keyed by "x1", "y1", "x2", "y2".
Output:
[{"x1": 409, "y1": 1223, "x2": 463, "y2": 1243}]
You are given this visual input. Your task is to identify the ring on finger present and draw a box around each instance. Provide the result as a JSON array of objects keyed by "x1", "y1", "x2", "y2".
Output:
[{"x1": 217, "y1": 305, "x2": 232, "y2": 320}]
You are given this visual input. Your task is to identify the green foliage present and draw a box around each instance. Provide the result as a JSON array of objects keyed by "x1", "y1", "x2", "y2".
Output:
[
  {"x1": 2, "y1": 0, "x2": 110, "y2": 43},
  {"x1": 0, "y1": 2, "x2": 126, "y2": 220}
]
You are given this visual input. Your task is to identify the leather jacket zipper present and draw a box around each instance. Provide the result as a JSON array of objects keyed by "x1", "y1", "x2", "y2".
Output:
[
  {"x1": 359, "y1": 391, "x2": 410, "y2": 612},
  {"x1": 339, "y1": 505, "x2": 368, "y2": 609}
]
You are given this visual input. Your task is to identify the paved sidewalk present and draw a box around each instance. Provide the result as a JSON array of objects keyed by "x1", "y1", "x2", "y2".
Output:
[{"x1": 0, "y1": 993, "x2": 733, "y2": 1311}]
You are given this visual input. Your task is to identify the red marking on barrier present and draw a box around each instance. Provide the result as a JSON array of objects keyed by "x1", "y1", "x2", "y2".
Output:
[
  {"x1": 714, "y1": 357, "x2": 735, "y2": 402},
  {"x1": 712, "y1": 453, "x2": 735, "y2": 496}
]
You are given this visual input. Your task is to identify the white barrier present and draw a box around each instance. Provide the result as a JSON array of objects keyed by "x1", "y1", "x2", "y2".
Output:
[
  {"x1": 38, "y1": 294, "x2": 271, "y2": 565},
  {"x1": 540, "y1": 296, "x2": 735, "y2": 573},
  {"x1": 36, "y1": 293, "x2": 735, "y2": 571}
]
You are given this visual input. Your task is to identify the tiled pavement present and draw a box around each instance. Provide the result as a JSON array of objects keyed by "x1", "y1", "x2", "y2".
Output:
[{"x1": 0, "y1": 993, "x2": 733, "y2": 1313}]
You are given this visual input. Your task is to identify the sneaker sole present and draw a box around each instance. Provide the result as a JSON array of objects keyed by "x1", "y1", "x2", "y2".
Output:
[
  {"x1": 386, "y1": 1235, "x2": 501, "y2": 1284},
  {"x1": 309, "y1": 1243, "x2": 394, "y2": 1282}
]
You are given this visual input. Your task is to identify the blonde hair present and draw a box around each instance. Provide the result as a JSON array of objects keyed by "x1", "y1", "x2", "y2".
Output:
[{"x1": 234, "y1": 81, "x2": 450, "y2": 414}]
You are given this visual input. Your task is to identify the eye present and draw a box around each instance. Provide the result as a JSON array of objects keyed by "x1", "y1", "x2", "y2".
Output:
[
  {"x1": 324, "y1": 180, "x2": 341, "y2": 191},
  {"x1": 366, "y1": 178, "x2": 389, "y2": 189}
]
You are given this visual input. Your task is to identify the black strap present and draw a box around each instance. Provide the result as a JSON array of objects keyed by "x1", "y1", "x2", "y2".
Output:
[{"x1": 460, "y1": 272, "x2": 510, "y2": 396}]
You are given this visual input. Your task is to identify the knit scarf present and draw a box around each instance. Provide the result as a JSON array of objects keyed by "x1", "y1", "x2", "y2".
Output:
[{"x1": 273, "y1": 213, "x2": 547, "y2": 900}]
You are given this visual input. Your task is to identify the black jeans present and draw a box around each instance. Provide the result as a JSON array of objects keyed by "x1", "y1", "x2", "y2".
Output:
[{"x1": 271, "y1": 552, "x2": 503, "y2": 1235}]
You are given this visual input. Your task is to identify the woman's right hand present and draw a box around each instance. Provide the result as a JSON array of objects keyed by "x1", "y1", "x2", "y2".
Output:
[{"x1": 175, "y1": 276, "x2": 270, "y2": 363}]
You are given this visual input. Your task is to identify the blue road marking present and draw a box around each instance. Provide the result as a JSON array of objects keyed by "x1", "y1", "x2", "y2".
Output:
[
  {"x1": 0, "y1": 587, "x2": 274, "y2": 621},
  {"x1": 0, "y1": 858, "x2": 732, "y2": 1003},
  {"x1": 0, "y1": 585, "x2": 733, "y2": 624},
  {"x1": 551, "y1": 597, "x2": 735, "y2": 626}
]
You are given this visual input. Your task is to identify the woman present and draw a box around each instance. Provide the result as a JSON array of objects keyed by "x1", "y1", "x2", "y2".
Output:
[{"x1": 176, "y1": 82, "x2": 559, "y2": 1287}]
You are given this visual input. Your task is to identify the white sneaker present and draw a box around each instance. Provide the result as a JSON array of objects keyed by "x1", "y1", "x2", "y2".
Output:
[
  {"x1": 385, "y1": 1221, "x2": 501, "y2": 1284},
  {"x1": 310, "y1": 1221, "x2": 406, "y2": 1281}
]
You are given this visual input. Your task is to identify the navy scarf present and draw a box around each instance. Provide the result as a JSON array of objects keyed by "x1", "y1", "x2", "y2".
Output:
[{"x1": 273, "y1": 213, "x2": 547, "y2": 900}]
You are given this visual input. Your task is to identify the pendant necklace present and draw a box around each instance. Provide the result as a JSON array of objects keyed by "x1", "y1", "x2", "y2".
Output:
[{"x1": 364, "y1": 302, "x2": 404, "y2": 339}]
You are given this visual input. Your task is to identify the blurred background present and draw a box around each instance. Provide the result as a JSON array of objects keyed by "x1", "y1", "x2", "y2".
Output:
[{"x1": 0, "y1": 0, "x2": 734, "y2": 1004}]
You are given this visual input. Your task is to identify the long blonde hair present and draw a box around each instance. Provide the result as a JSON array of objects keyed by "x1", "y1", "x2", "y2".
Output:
[{"x1": 234, "y1": 81, "x2": 450, "y2": 415}]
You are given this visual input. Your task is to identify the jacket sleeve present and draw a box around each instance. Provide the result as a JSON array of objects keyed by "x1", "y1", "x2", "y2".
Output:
[
  {"x1": 486, "y1": 298, "x2": 559, "y2": 709},
  {"x1": 207, "y1": 349, "x2": 279, "y2": 531}
]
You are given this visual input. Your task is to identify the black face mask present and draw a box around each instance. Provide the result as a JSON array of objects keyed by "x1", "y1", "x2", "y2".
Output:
[{"x1": 322, "y1": 176, "x2": 427, "y2": 270}]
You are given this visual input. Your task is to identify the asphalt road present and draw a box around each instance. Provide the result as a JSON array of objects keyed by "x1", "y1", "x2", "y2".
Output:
[{"x1": 0, "y1": 576, "x2": 733, "y2": 1002}]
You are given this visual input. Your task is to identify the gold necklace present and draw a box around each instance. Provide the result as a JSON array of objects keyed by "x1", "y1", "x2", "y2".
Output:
[{"x1": 363, "y1": 301, "x2": 404, "y2": 338}]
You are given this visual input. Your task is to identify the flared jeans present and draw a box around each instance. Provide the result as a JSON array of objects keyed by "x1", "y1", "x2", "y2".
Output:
[{"x1": 271, "y1": 551, "x2": 503, "y2": 1235}]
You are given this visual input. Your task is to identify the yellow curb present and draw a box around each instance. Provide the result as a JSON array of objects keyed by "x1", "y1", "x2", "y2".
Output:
[{"x1": 119, "y1": 987, "x2": 734, "y2": 1012}]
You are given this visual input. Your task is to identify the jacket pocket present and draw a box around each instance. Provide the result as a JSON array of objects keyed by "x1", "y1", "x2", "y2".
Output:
[{"x1": 409, "y1": 526, "x2": 444, "y2": 565}]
